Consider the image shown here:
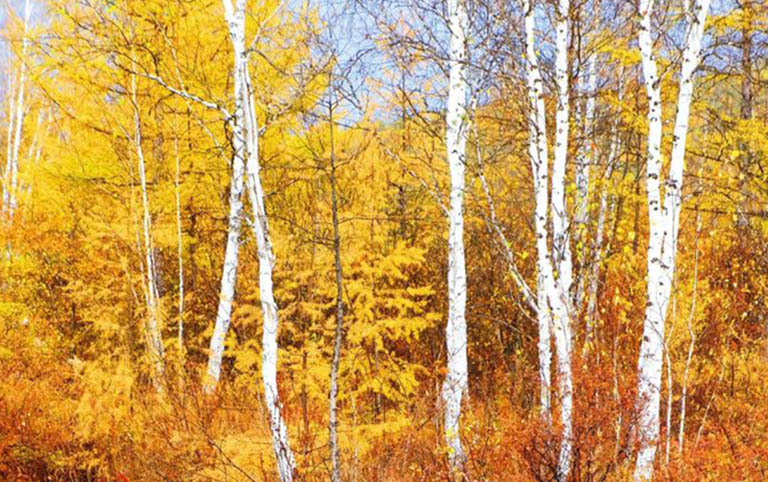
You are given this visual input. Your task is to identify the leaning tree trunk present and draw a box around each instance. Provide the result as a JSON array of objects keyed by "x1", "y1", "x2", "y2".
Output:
[
  {"x1": 241, "y1": 64, "x2": 297, "y2": 482},
  {"x1": 203, "y1": 3, "x2": 247, "y2": 390},
  {"x1": 234, "y1": 2, "x2": 298, "y2": 478}
]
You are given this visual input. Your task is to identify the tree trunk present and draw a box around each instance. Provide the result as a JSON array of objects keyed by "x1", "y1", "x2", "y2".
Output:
[
  {"x1": 442, "y1": 0, "x2": 469, "y2": 476},
  {"x1": 574, "y1": 57, "x2": 596, "y2": 310},
  {"x1": 203, "y1": 11, "x2": 247, "y2": 390},
  {"x1": 551, "y1": 0, "x2": 574, "y2": 300},
  {"x1": 327, "y1": 87, "x2": 345, "y2": 482},
  {"x1": 4, "y1": 0, "x2": 30, "y2": 222},
  {"x1": 174, "y1": 133, "x2": 185, "y2": 353},
  {"x1": 552, "y1": 1, "x2": 574, "y2": 477},
  {"x1": 234, "y1": 2, "x2": 297, "y2": 476},
  {"x1": 130, "y1": 67, "x2": 165, "y2": 389},
  {"x1": 634, "y1": 1, "x2": 711, "y2": 478},
  {"x1": 524, "y1": 0, "x2": 552, "y2": 425}
]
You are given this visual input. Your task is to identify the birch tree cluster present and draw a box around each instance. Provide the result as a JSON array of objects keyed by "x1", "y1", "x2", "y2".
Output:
[{"x1": 1, "y1": 0, "x2": 768, "y2": 481}]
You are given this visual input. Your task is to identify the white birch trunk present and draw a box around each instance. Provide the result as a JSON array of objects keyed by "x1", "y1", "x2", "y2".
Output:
[
  {"x1": 5, "y1": 0, "x2": 30, "y2": 222},
  {"x1": 552, "y1": 1, "x2": 574, "y2": 476},
  {"x1": 242, "y1": 63, "x2": 297, "y2": 482},
  {"x1": 226, "y1": 0, "x2": 296, "y2": 478},
  {"x1": 524, "y1": 0, "x2": 552, "y2": 424},
  {"x1": 525, "y1": 3, "x2": 574, "y2": 477},
  {"x1": 130, "y1": 68, "x2": 165, "y2": 387},
  {"x1": 327, "y1": 89, "x2": 344, "y2": 482},
  {"x1": 203, "y1": 0, "x2": 248, "y2": 392},
  {"x1": 634, "y1": 1, "x2": 666, "y2": 475},
  {"x1": 3, "y1": 60, "x2": 15, "y2": 213},
  {"x1": 659, "y1": 0, "x2": 711, "y2": 283},
  {"x1": 574, "y1": 57, "x2": 596, "y2": 310},
  {"x1": 634, "y1": 0, "x2": 711, "y2": 478},
  {"x1": 551, "y1": 0, "x2": 573, "y2": 299},
  {"x1": 442, "y1": 0, "x2": 469, "y2": 474}
]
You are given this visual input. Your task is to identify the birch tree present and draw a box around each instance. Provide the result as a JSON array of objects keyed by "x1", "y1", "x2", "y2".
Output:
[
  {"x1": 523, "y1": 0, "x2": 552, "y2": 424},
  {"x1": 524, "y1": 0, "x2": 574, "y2": 477},
  {"x1": 226, "y1": 0, "x2": 297, "y2": 478},
  {"x1": 550, "y1": 0, "x2": 574, "y2": 300},
  {"x1": 203, "y1": 42, "x2": 247, "y2": 393},
  {"x1": 327, "y1": 78, "x2": 344, "y2": 482},
  {"x1": 551, "y1": 4, "x2": 574, "y2": 475},
  {"x1": 129, "y1": 67, "x2": 165, "y2": 387},
  {"x1": 573, "y1": 57, "x2": 596, "y2": 311},
  {"x1": 442, "y1": 0, "x2": 469, "y2": 475},
  {"x1": 3, "y1": 0, "x2": 31, "y2": 222},
  {"x1": 634, "y1": 0, "x2": 711, "y2": 478}
]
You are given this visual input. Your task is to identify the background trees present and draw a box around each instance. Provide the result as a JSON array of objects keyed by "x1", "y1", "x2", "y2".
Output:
[{"x1": 1, "y1": 0, "x2": 768, "y2": 480}]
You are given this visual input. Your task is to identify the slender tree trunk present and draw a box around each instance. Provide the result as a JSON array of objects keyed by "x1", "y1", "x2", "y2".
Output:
[
  {"x1": 5, "y1": 0, "x2": 30, "y2": 222},
  {"x1": 524, "y1": 0, "x2": 552, "y2": 425},
  {"x1": 574, "y1": 57, "x2": 596, "y2": 310},
  {"x1": 327, "y1": 86, "x2": 345, "y2": 482},
  {"x1": 3, "y1": 61, "x2": 15, "y2": 213},
  {"x1": 551, "y1": 0, "x2": 574, "y2": 299},
  {"x1": 442, "y1": 0, "x2": 469, "y2": 476},
  {"x1": 174, "y1": 134, "x2": 184, "y2": 352},
  {"x1": 203, "y1": 22, "x2": 247, "y2": 391},
  {"x1": 678, "y1": 211, "x2": 701, "y2": 454},
  {"x1": 234, "y1": 2, "x2": 297, "y2": 476},
  {"x1": 633, "y1": 1, "x2": 668, "y2": 475},
  {"x1": 551, "y1": 0, "x2": 575, "y2": 476},
  {"x1": 634, "y1": 0, "x2": 711, "y2": 478},
  {"x1": 130, "y1": 67, "x2": 165, "y2": 388},
  {"x1": 524, "y1": 4, "x2": 575, "y2": 477}
]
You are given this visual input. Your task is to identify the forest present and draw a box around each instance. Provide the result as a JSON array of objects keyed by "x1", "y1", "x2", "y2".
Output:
[{"x1": 1, "y1": 0, "x2": 767, "y2": 480}]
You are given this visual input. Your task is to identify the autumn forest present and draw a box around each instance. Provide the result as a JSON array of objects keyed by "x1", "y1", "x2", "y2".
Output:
[{"x1": 1, "y1": 0, "x2": 767, "y2": 480}]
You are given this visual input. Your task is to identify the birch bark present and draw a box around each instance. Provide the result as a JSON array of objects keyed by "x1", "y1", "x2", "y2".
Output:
[
  {"x1": 574, "y1": 58, "x2": 596, "y2": 310},
  {"x1": 524, "y1": 0, "x2": 552, "y2": 423},
  {"x1": 203, "y1": 4, "x2": 247, "y2": 390},
  {"x1": 634, "y1": 0, "x2": 711, "y2": 478},
  {"x1": 5, "y1": 0, "x2": 30, "y2": 222},
  {"x1": 524, "y1": 2, "x2": 574, "y2": 476},
  {"x1": 442, "y1": 0, "x2": 469, "y2": 474},
  {"x1": 552, "y1": 1, "x2": 574, "y2": 476},
  {"x1": 207, "y1": 3, "x2": 297, "y2": 479},
  {"x1": 327, "y1": 85, "x2": 344, "y2": 482},
  {"x1": 242, "y1": 61, "x2": 297, "y2": 482},
  {"x1": 130, "y1": 68, "x2": 165, "y2": 388},
  {"x1": 551, "y1": 0, "x2": 573, "y2": 298},
  {"x1": 238, "y1": 3, "x2": 297, "y2": 478}
]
